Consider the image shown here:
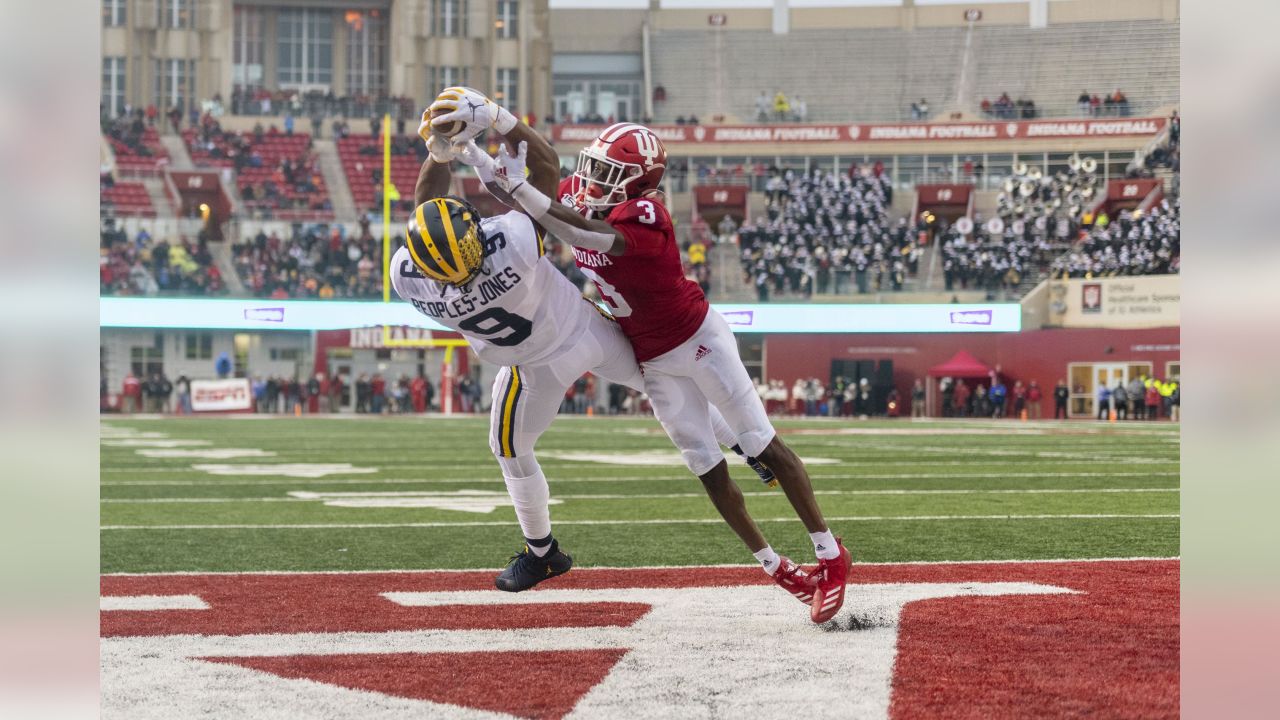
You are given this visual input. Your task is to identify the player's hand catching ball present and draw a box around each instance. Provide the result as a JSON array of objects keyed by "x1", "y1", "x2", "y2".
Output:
[
  {"x1": 494, "y1": 141, "x2": 529, "y2": 192},
  {"x1": 429, "y1": 86, "x2": 519, "y2": 144},
  {"x1": 453, "y1": 140, "x2": 498, "y2": 184},
  {"x1": 425, "y1": 134, "x2": 457, "y2": 165}
]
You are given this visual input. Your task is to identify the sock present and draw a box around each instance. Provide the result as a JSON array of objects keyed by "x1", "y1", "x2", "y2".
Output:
[
  {"x1": 810, "y1": 530, "x2": 839, "y2": 560},
  {"x1": 526, "y1": 533, "x2": 554, "y2": 558},
  {"x1": 753, "y1": 546, "x2": 782, "y2": 575},
  {"x1": 498, "y1": 455, "x2": 552, "y2": 546}
]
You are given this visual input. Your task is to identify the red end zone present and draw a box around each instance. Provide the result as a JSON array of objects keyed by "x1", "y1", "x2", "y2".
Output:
[{"x1": 101, "y1": 560, "x2": 1178, "y2": 719}]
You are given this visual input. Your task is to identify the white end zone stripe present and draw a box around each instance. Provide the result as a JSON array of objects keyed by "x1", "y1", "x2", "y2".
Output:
[
  {"x1": 381, "y1": 582, "x2": 1078, "y2": 609},
  {"x1": 101, "y1": 595, "x2": 209, "y2": 611},
  {"x1": 99, "y1": 557, "x2": 1181, "y2": 576}
]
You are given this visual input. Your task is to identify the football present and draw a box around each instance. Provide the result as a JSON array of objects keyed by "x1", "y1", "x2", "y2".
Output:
[{"x1": 430, "y1": 104, "x2": 465, "y2": 139}]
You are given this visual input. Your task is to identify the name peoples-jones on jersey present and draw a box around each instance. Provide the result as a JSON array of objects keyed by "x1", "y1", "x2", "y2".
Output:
[{"x1": 405, "y1": 261, "x2": 524, "y2": 320}]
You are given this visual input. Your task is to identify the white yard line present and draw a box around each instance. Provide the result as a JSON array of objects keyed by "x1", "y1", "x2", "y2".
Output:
[
  {"x1": 99, "y1": 458, "x2": 1180, "y2": 472},
  {"x1": 100, "y1": 594, "x2": 209, "y2": 611},
  {"x1": 100, "y1": 471, "x2": 1179, "y2": 487},
  {"x1": 101, "y1": 513, "x2": 1179, "y2": 531},
  {"x1": 100, "y1": 487, "x2": 1180, "y2": 504}
]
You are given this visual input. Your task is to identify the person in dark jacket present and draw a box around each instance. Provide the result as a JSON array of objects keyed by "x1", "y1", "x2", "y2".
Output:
[{"x1": 1053, "y1": 379, "x2": 1070, "y2": 419}]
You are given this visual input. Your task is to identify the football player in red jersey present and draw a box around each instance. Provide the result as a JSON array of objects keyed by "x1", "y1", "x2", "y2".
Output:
[{"x1": 450, "y1": 117, "x2": 851, "y2": 623}]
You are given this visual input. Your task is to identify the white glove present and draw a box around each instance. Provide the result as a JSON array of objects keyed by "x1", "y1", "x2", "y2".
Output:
[
  {"x1": 429, "y1": 86, "x2": 519, "y2": 144},
  {"x1": 425, "y1": 134, "x2": 457, "y2": 164},
  {"x1": 494, "y1": 141, "x2": 529, "y2": 192},
  {"x1": 453, "y1": 140, "x2": 497, "y2": 184},
  {"x1": 416, "y1": 107, "x2": 435, "y2": 144}
]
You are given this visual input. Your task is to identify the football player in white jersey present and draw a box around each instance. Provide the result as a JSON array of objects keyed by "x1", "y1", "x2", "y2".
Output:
[{"x1": 393, "y1": 90, "x2": 771, "y2": 592}]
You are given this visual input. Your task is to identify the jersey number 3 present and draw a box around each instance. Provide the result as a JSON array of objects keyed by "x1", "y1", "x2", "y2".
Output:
[
  {"x1": 457, "y1": 307, "x2": 532, "y2": 347},
  {"x1": 579, "y1": 267, "x2": 633, "y2": 318}
]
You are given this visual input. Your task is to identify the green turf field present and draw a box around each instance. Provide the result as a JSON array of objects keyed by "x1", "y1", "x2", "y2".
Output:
[{"x1": 100, "y1": 416, "x2": 1179, "y2": 573}]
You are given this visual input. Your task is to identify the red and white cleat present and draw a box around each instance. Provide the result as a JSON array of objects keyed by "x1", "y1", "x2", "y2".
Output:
[
  {"x1": 809, "y1": 539, "x2": 852, "y2": 623},
  {"x1": 772, "y1": 556, "x2": 816, "y2": 605}
]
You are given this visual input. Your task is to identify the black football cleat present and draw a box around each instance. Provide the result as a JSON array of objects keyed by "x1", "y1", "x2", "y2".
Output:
[
  {"x1": 746, "y1": 456, "x2": 778, "y2": 488},
  {"x1": 494, "y1": 540, "x2": 573, "y2": 592}
]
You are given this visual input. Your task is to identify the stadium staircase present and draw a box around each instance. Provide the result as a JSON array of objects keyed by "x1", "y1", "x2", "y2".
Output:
[
  {"x1": 141, "y1": 178, "x2": 176, "y2": 218},
  {"x1": 313, "y1": 139, "x2": 357, "y2": 220},
  {"x1": 206, "y1": 240, "x2": 246, "y2": 295},
  {"x1": 158, "y1": 134, "x2": 194, "y2": 170}
]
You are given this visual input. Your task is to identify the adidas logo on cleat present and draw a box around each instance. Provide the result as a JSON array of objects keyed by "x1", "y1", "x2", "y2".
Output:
[{"x1": 694, "y1": 345, "x2": 712, "y2": 361}]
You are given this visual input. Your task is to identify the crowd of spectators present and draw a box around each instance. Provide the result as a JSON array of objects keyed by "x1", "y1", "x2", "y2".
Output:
[
  {"x1": 769, "y1": 377, "x2": 899, "y2": 418},
  {"x1": 938, "y1": 376, "x2": 1043, "y2": 419},
  {"x1": 230, "y1": 217, "x2": 383, "y2": 299},
  {"x1": 939, "y1": 224, "x2": 1038, "y2": 297},
  {"x1": 736, "y1": 165, "x2": 919, "y2": 301},
  {"x1": 229, "y1": 88, "x2": 418, "y2": 124},
  {"x1": 100, "y1": 220, "x2": 225, "y2": 296},
  {"x1": 1076, "y1": 89, "x2": 1132, "y2": 117},
  {"x1": 1130, "y1": 111, "x2": 1180, "y2": 178},
  {"x1": 1049, "y1": 199, "x2": 1180, "y2": 278},
  {"x1": 980, "y1": 93, "x2": 1037, "y2": 120}
]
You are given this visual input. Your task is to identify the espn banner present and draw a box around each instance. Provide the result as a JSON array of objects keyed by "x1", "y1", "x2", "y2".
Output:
[
  {"x1": 191, "y1": 378, "x2": 253, "y2": 412},
  {"x1": 551, "y1": 118, "x2": 1166, "y2": 145}
]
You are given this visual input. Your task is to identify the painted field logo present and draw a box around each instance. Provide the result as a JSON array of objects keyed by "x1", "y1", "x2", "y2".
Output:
[
  {"x1": 949, "y1": 310, "x2": 993, "y2": 326},
  {"x1": 100, "y1": 561, "x2": 1178, "y2": 719}
]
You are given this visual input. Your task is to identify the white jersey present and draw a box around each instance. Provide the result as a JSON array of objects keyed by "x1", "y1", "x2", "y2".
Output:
[{"x1": 390, "y1": 211, "x2": 590, "y2": 367}]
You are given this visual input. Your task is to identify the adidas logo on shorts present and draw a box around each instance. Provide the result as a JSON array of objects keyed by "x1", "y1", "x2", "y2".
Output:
[{"x1": 694, "y1": 345, "x2": 712, "y2": 361}]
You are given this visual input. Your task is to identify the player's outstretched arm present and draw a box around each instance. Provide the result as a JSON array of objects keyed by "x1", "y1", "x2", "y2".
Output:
[
  {"x1": 498, "y1": 122, "x2": 560, "y2": 200},
  {"x1": 414, "y1": 125, "x2": 456, "y2": 207},
  {"x1": 495, "y1": 142, "x2": 628, "y2": 256}
]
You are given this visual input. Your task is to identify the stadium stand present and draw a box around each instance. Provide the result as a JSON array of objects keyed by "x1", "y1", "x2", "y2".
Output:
[
  {"x1": 938, "y1": 222, "x2": 1058, "y2": 297},
  {"x1": 229, "y1": 222, "x2": 384, "y2": 299},
  {"x1": 650, "y1": 19, "x2": 1178, "y2": 122},
  {"x1": 736, "y1": 167, "x2": 919, "y2": 300},
  {"x1": 182, "y1": 119, "x2": 333, "y2": 220},
  {"x1": 336, "y1": 133, "x2": 427, "y2": 214},
  {"x1": 968, "y1": 21, "x2": 1179, "y2": 119},
  {"x1": 102, "y1": 116, "x2": 169, "y2": 174},
  {"x1": 1049, "y1": 200, "x2": 1180, "y2": 278},
  {"x1": 100, "y1": 220, "x2": 224, "y2": 296},
  {"x1": 99, "y1": 179, "x2": 156, "y2": 218}
]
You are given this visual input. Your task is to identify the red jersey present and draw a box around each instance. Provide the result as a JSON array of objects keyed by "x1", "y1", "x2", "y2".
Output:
[{"x1": 558, "y1": 178, "x2": 708, "y2": 362}]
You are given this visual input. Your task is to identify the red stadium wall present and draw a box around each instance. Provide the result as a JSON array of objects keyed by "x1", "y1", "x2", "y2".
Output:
[{"x1": 762, "y1": 326, "x2": 1180, "y2": 408}]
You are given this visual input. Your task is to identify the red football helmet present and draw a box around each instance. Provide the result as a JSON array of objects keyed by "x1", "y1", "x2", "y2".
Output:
[{"x1": 572, "y1": 123, "x2": 666, "y2": 212}]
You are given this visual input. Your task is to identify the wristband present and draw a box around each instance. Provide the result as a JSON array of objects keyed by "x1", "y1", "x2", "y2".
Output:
[
  {"x1": 473, "y1": 154, "x2": 497, "y2": 184},
  {"x1": 494, "y1": 106, "x2": 519, "y2": 135}
]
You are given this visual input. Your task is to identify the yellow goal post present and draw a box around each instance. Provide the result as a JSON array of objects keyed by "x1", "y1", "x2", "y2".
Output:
[{"x1": 376, "y1": 114, "x2": 473, "y2": 413}]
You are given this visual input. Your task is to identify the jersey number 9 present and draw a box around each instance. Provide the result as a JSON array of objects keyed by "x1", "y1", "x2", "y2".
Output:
[{"x1": 457, "y1": 307, "x2": 533, "y2": 347}]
